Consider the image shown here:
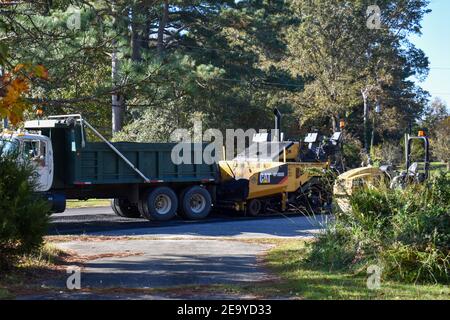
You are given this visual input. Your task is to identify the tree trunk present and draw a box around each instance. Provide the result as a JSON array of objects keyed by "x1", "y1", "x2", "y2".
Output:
[
  {"x1": 157, "y1": 0, "x2": 169, "y2": 56},
  {"x1": 111, "y1": 1, "x2": 124, "y2": 133},
  {"x1": 111, "y1": 48, "x2": 124, "y2": 133},
  {"x1": 361, "y1": 88, "x2": 370, "y2": 160},
  {"x1": 45, "y1": 0, "x2": 52, "y2": 15},
  {"x1": 370, "y1": 112, "x2": 376, "y2": 155},
  {"x1": 143, "y1": 4, "x2": 151, "y2": 51},
  {"x1": 0, "y1": 66, "x2": 6, "y2": 128},
  {"x1": 131, "y1": 7, "x2": 141, "y2": 61},
  {"x1": 331, "y1": 113, "x2": 340, "y2": 133}
]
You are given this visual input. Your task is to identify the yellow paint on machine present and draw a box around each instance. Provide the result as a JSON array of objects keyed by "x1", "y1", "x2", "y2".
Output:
[
  {"x1": 248, "y1": 162, "x2": 328, "y2": 200},
  {"x1": 219, "y1": 160, "x2": 329, "y2": 200},
  {"x1": 333, "y1": 166, "x2": 387, "y2": 213}
]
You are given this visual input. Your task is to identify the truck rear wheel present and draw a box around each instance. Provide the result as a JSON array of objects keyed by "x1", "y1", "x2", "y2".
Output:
[
  {"x1": 139, "y1": 187, "x2": 178, "y2": 221},
  {"x1": 247, "y1": 199, "x2": 262, "y2": 217},
  {"x1": 111, "y1": 199, "x2": 141, "y2": 218},
  {"x1": 179, "y1": 186, "x2": 212, "y2": 220}
]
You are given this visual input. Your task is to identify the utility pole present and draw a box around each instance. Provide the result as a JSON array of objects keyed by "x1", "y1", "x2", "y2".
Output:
[
  {"x1": 362, "y1": 88, "x2": 371, "y2": 164},
  {"x1": 408, "y1": 105, "x2": 412, "y2": 135},
  {"x1": 370, "y1": 99, "x2": 381, "y2": 156}
]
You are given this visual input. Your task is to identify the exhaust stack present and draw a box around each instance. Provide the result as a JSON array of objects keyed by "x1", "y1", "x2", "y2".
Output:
[{"x1": 273, "y1": 108, "x2": 282, "y2": 142}]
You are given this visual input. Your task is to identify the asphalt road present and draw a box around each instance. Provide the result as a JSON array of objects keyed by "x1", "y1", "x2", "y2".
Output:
[
  {"x1": 49, "y1": 206, "x2": 328, "y2": 238},
  {"x1": 20, "y1": 207, "x2": 329, "y2": 300}
]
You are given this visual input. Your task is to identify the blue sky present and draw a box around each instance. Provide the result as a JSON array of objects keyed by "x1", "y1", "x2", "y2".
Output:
[{"x1": 410, "y1": 0, "x2": 450, "y2": 107}]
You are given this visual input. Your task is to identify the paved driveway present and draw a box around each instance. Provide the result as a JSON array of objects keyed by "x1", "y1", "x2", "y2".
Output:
[{"x1": 20, "y1": 208, "x2": 328, "y2": 299}]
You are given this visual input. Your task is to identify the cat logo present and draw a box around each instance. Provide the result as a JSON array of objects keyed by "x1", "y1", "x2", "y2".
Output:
[{"x1": 257, "y1": 166, "x2": 288, "y2": 185}]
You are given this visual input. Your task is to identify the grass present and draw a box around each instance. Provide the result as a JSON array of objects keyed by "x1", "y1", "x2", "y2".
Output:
[
  {"x1": 0, "y1": 287, "x2": 13, "y2": 299},
  {"x1": 16, "y1": 244, "x2": 65, "y2": 269},
  {"x1": 261, "y1": 240, "x2": 450, "y2": 300},
  {"x1": 429, "y1": 162, "x2": 449, "y2": 177},
  {"x1": 0, "y1": 243, "x2": 68, "y2": 300},
  {"x1": 430, "y1": 162, "x2": 448, "y2": 169},
  {"x1": 2, "y1": 238, "x2": 448, "y2": 300},
  {"x1": 66, "y1": 199, "x2": 110, "y2": 209}
]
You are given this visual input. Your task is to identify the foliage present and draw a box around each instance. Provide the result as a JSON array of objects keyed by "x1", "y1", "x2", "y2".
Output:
[
  {"x1": 308, "y1": 173, "x2": 450, "y2": 284},
  {"x1": 422, "y1": 98, "x2": 449, "y2": 134},
  {"x1": 431, "y1": 117, "x2": 450, "y2": 164},
  {"x1": 113, "y1": 106, "x2": 198, "y2": 142},
  {"x1": 265, "y1": 240, "x2": 450, "y2": 299},
  {"x1": 0, "y1": 57, "x2": 48, "y2": 125},
  {"x1": 0, "y1": 1, "x2": 432, "y2": 153},
  {"x1": 420, "y1": 98, "x2": 449, "y2": 164},
  {"x1": 342, "y1": 133, "x2": 363, "y2": 168},
  {"x1": 371, "y1": 141, "x2": 403, "y2": 166},
  {"x1": 0, "y1": 150, "x2": 50, "y2": 270},
  {"x1": 0, "y1": 1, "x2": 301, "y2": 137},
  {"x1": 285, "y1": 0, "x2": 430, "y2": 134}
]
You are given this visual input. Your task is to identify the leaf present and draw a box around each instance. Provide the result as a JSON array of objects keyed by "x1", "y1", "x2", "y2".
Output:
[
  {"x1": 13, "y1": 63, "x2": 26, "y2": 73},
  {"x1": 33, "y1": 65, "x2": 49, "y2": 80},
  {"x1": 10, "y1": 78, "x2": 29, "y2": 93},
  {"x1": 0, "y1": 42, "x2": 8, "y2": 66}
]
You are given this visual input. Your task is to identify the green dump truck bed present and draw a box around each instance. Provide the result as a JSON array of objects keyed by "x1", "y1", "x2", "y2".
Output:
[
  {"x1": 25, "y1": 117, "x2": 218, "y2": 189},
  {"x1": 72, "y1": 141, "x2": 218, "y2": 185}
]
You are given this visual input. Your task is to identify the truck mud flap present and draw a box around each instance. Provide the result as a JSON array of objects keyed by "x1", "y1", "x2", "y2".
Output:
[{"x1": 216, "y1": 179, "x2": 249, "y2": 202}]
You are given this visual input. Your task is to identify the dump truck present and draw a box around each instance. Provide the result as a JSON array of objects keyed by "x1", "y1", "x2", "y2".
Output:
[
  {"x1": 1, "y1": 111, "x2": 340, "y2": 221},
  {"x1": 1, "y1": 114, "x2": 218, "y2": 221}
]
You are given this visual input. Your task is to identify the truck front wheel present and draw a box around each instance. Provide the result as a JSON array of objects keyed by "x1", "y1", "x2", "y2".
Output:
[
  {"x1": 139, "y1": 187, "x2": 178, "y2": 221},
  {"x1": 179, "y1": 186, "x2": 212, "y2": 220},
  {"x1": 111, "y1": 199, "x2": 141, "y2": 218}
]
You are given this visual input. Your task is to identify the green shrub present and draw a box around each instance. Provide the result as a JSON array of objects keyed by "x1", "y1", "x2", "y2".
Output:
[
  {"x1": 0, "y1": 152, "x2": 50, "y2": 270},
  {"x1": 381, "y1": 243, "x2": 449, "y2": 283},
  {"x1": 306, "y1": 225, "x2": 356, "y2": 271},
  {"x1": 342, "y1": 135, "x2": 363, "y2": 168},
  {"x1": 307, "y1": 173, "x2": 450, "y2": 284}
]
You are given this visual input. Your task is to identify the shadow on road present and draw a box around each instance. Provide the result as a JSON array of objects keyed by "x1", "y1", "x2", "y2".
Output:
[{"x1": 44, "y1": 253, "x2": 270, "y2": 289}]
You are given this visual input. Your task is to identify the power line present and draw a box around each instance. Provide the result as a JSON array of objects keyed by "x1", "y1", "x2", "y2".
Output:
[{"x1": 214, "y1": 77, "x2": 303, "y2": 88}]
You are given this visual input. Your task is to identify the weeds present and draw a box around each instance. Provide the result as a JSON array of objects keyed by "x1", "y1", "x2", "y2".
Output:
[{"x1": 307, "y1": 173, "x2": 450, "y2": 284}]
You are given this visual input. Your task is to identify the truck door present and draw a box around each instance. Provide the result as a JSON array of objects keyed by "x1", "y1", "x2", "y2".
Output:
[{"x1": 22, "y1": 138, "x2": 54, "y2": 191}]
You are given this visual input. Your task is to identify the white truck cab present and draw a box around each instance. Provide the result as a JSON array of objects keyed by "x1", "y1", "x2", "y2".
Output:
[{"x1": 1, "y1": 130, "x2": 54, "y2": 192}]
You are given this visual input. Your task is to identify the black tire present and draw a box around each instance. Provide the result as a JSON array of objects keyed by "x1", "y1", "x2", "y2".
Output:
[
  {"x1": 179, "y1": 186, "x2": 212, "y2": 220},
  {"x1": 111, "y1": 199, "x2": 141, "y2": 218},
  {"x1": 247, "y1": 199, "x2": 262, "y2": 217},
  {"x1": 139, "y1": 187, "x2": 178, "y2": 221}
]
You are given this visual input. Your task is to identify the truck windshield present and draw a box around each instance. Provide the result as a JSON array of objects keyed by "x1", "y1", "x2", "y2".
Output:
[{"x1": 0, "y1": 138, "x2": 19, "y2": 157}]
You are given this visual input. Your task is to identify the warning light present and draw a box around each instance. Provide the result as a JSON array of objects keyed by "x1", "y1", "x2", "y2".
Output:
[
  {"x1": 418, "y1": 130, "x2": 426, "y2": 137},
  {"x1": 339, "y1": 120, "x2": 346, "y2": 129},
  {"x1": 36, "y1": 108, "x2": 43, "y2": 117}
]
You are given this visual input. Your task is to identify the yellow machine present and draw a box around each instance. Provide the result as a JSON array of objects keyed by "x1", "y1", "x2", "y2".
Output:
[
  {"x1": 216, "y1": 109, "x2": 342, "y2": 216},
  {"x1": 333, "y1": 132, "x2": 431, "y2": 213},
  {"x1": 333, "y1": 166, "x2": 386, "y2": 213}
]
